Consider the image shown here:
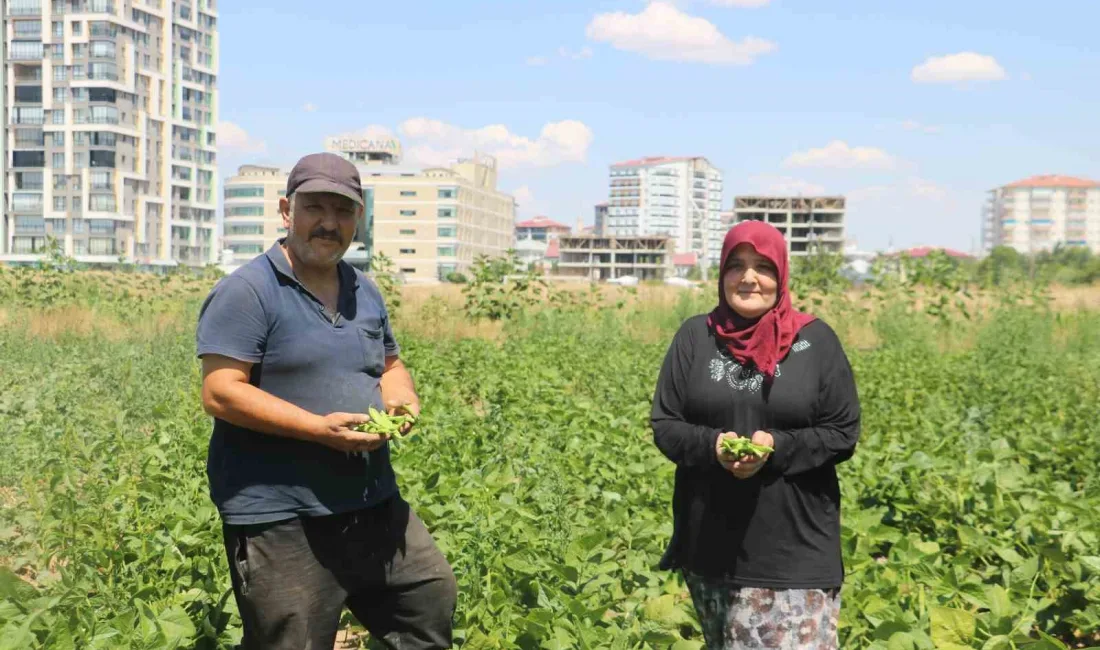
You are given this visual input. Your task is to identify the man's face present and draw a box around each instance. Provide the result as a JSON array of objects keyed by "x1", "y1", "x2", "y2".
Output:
[{"x1": 280, "y1": 191, "x2": 360, "y2": 269}]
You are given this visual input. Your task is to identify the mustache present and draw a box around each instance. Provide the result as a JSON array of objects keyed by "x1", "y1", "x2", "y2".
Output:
[{"x1": 309, "y1": 229, "x2": 341, "y2": 241}]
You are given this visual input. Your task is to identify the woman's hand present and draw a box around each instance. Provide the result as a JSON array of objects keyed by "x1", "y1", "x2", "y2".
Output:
[{"x1": 716, "y1": 431, "x2": 774, "y2": 479}]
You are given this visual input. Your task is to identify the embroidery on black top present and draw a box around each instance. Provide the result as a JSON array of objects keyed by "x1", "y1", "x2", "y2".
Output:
[{"x1": 708, "y1": 339, "x2": 812, "y2": 393}]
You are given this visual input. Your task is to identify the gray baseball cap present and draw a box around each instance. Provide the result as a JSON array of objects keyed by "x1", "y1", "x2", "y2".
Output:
[{"x1": 285, "y1": 152, "x2": 364, "y2": 207}]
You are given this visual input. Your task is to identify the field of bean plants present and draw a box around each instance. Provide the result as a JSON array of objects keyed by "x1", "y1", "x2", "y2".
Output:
[{"x1": 0, "y1": 254, "x2": 1098, "y2": 649}]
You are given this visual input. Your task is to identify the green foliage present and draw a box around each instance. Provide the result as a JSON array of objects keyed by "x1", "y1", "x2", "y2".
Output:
[
  {"x1": 0, "y1": 272, "x2": 1098, "y2": 648},
  {"x1": 790, "y1": 248, "x2": 852, "y2": 301},
  {"x1": 368, "y1": 251, "x2": 402, "y2": 312},
  {"x1": 462, "y1": 252, "x2": 550, "y2": 321}
]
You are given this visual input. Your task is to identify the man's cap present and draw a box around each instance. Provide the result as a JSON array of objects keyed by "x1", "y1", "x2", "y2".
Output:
[{"x1": 285, "y1": 152, "x2": 364, "y2": 207}]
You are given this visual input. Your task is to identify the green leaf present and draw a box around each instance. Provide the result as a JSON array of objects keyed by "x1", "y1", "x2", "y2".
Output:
[
  {"x1": 157, "y1": 606, "x2": 196, "y2": 647},
  {"x1": 930, "y1": 606, "x2": 976, "y2": 648}
]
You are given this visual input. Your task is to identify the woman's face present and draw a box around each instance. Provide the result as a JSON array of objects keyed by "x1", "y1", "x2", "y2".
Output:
[{"x1": 722, "y1": 243, "x2": 779, "y2": 319}]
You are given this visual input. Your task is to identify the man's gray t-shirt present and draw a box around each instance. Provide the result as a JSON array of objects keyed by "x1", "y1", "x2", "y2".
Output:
[{"x1": 196, "y1": 241, "x2": 400, "y2": 525}]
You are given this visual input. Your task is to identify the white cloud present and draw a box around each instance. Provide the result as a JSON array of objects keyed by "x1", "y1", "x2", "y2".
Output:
[
  {"x1": 707, "y1": 0, "x2": 772, "y2": 6},
  {"x1": 218, "y1": 120, "x2": 266, "y2": 154},
  {"x1": 783, "y1": 140, "x2": 895, "y2": 170},
  {"x1": 303, "y1": 102, "x2": 318, "y2": 112},
  {"x1": 525, "y1": 55, "x2": 549, "y2": 66},
  {"x1": 512, "y1": 185, "x2": 536, "y2": 211},
  {"x1": 746, "y1": 175, "x2": 827, "y2": 196},
  {"x1": 387, "y1": 118, "x2": 593, "y2": 169},
  {"x1": 901, "y1": 119, "x2": 941, "y2": 134},
  {"x1": 586, "y1": 1, "x2": 777, "y2": 66},
  {"x1": 911, "y1": 52, "x2": 1007, "y2": 83},
  {"x1": 848, "y1": 177, "x2": 949, "y2": 204},
  {"x1": 558, "y1": 46, "x2": 594, "y2": 60}
]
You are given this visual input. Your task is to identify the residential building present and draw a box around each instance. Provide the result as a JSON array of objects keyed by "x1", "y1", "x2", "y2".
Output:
[
  {"x1": 556, "y1": 233, "x2": 672, "y2": 281},
  {"x1": 982, "y1": 175, "x2": 1100, "y2": 255},
  {"x1": 593, "y1": 202, "x2": 608, "y2": 235},
  {"x1": 222, "y1": 164, "x2": 287, "y2": 264},
  {"x1": 731, "y1": 196, "x2": 846, "y2": 256},
  {"x1": 606, "y1": 156, "x2": 723, "y2": 266},
  {"x1": 514, "y1": 216, "x2": 570, "y2": 269},
  {"x1": 515, "y1": 216, "x2": 570, "y2": 242},
  {"x1": 326, "y1": 136, "x2": 515, "y2": 283},
  {"x1": 672, "y1": 252, "x2": 698, "y2": 278},
  {"x1": 2, "y1": 0, "x2": 220, "y2": 267}
]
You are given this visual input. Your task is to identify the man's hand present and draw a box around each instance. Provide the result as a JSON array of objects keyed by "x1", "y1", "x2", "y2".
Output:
[
  {"x1": 386, "y1": 399, "x2": 420, "y2": 437},
  {"x1": 317, "y1": 412, "x2": 390, "y2": 453},
  {"x1": 716, "y1": 431, "x2": 774, "y2": 479}
]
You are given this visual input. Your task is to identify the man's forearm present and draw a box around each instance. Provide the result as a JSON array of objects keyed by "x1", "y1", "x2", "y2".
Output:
[
  {"x1": 205, "y1": 380, "x2": 326, "y2": 441},
  {"x1": 380, "y1": 357, "x2": 419, "y2": 407}
]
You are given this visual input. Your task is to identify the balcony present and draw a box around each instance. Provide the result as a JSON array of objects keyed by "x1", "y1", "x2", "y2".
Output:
[{"x1": 8, "y1": 1, "x2": 42, "y2": 16}]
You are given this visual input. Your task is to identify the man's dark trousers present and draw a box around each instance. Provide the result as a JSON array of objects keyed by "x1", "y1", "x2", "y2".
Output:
[{"x1": 222, "y1": 496, "x2": 457, "y2": 649}]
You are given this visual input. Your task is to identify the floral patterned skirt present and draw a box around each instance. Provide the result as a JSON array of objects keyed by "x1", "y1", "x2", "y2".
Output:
[{"x1": 683, "y1": 571, "x2": 841, "y2": 649}]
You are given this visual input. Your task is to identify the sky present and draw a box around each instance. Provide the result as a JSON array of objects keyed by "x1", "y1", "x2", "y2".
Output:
[{"x1": 215, "y1": 0, "x2": 1100, "y2": 253}]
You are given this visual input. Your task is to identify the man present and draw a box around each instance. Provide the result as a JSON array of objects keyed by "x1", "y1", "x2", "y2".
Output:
[{"x1": 196, "y1": 152, "x2": 457, "y2": 649}]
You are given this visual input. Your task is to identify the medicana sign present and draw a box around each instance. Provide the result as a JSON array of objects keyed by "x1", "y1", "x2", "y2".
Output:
[{"x1": 324, "y1": 136, "x2": 402, "y2": 155}]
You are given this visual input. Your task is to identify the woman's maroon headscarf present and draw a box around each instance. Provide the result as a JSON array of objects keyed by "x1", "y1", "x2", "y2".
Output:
[{"x1": 707, "y1": 221, "x2": 815, "y2": 380}]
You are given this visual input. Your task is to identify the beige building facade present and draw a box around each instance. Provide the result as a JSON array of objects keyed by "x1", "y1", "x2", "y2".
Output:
[
  {"x1": 221, "y1": 164, "x2": 286, "y2": 262},
  {"x1": 982, "y1": 175, "x2": 1100, "y2": 255},
  {"x1": 1, "y1": 0, "x2": 220, "y2": 267},
  {"x1": 327, "y1": 136, "x2": 514, "y2": 284}
]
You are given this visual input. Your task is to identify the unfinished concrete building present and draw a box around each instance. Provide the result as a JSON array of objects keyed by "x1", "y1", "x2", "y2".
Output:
[
  {"x1": 732, "y1": 196, "x2": 846, "y2": 256},
  {"x1": 556, "y1": 234, "x2": 672, "y2": 281}
]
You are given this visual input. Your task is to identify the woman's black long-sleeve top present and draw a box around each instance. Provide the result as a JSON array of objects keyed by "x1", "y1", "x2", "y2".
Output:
[{"x1": 651, "y1": 314, "x2": 861, "y2": 588}]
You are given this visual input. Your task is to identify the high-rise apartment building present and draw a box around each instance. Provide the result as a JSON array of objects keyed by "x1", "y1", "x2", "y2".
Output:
[
  {"x1": 1, "y1": 0, "x2": 219, "y2": 267},
  {"x1": 324, "y1": 135, "x2": 515, "y2": 283},
  {"x1": 732, "y1": 196, "x2": 846, "y2": 257},
  {"x1": 982, "y1": 175, "x2": 1100, "y2": 255},
  {"x1": 605, "y1": 156, "x2": 723, "y2": 266},
  {"x1": 222, "y1": 164, "x2": 286, "y2": 262}
]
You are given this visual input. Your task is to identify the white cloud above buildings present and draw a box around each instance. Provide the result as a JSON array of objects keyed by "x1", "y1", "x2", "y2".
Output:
[
  {"x1": 218, "y1": 120, "x2": 266, "y2": 153},
  {"x1": 910, "y1": 52, "x2": 1008, "y2": 83},
  {"x1": 585, "y1": 1, "x2": 777, "y2": 66},
  {"x1": 346, "y1": 119, "x2": 595, "y2": 170},
  {"x1": 782, "y1": 140, "x2": 896, "y2": 170}
]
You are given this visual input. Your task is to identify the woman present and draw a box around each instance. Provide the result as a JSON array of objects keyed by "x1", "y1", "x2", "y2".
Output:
[{"x1": 651, "y1": 220, "x2": 861, "y2": 649}]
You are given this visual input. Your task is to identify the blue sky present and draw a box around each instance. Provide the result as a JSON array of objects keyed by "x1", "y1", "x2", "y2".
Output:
[{"x1": 216, "y1": 0, "x2": 1100, "y2": 252}]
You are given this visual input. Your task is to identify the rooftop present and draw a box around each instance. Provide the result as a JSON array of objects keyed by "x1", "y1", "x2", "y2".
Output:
[
  {"x1": 516, "y1": 217, "x2": 571, "y2": 230},
  {"x1": 611, "y1": 156, "x2": 702, "y2": 168},
  {"x1": 672, "y1": 253, "x2": 699, "y2": 266},
  {"x1": 1004, "y1": 175, "x2": 1100, "y2": 189},
  {"x1": 545, "y1": 239, "x2": 560, "y2": 259}
]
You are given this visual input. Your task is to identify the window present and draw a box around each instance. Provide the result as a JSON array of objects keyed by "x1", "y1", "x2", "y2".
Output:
[
  {"x1": 400, "y1": 268, "x2": 417, "y2": 274},
  {"x1": 13, "y1": 151, "x2": 46, "y2": 167},
  {"x1": 52, "y1": 21, "x2": 63, "y2": 36},
  {"x1": 438, "y1": 188, "x2": 456, "y2": 199},
  {"x1": 229, "y1": 244, "x2": 264, "y2": 254},
  {"x1": 15, "y1": 86, "x2": 42, "y2": 103},
  {"x1": 13, "y1": 194, "x2": 44, "y2": 211},
  {"x1": 400, "y1": 191, "x2": 417, "y2": 197},
  {"x1": 89, "y1": 194, "x2": 117, "y2": 212},
  {"x1": 89, "y1": 87, "x2": 116, "y2": 102},
  {"x1": 89, "y1": 151, "x2": 116, "y2": 168},
  {"x1": 227, "y1": 206, "x2": 265, "y2": 217},
  {"x1": 225, "y1": 224, "x2": 265, "y2": 236},
  {"x1": 90, "y1": 171, "x2": 112, "y2": 189},
  {"x1": 399, "y1": 210, "x2": 417, "y2": 216},
  {"x1": 72, "y1": 21, "x2": 83, "y2": 35},
  {"x1": 15, "y1": 20, "x2": 43, "y2": 36},
  {"x1": 13, "y1": 107, "x2": 44, "y2": 124},
  {"x1": 225, "y1": 186, "x2": 264, "y2": 198},
  {"x1": 437, "y1": 246, "x2": 456, "y2": 257},
  {"x1": 438, "y1": 226, "x2": 456, "y2": 238},
  {"x1": 10, "y1": 41, "x2": 44, "y2": 61},
  {"x1": 8, "y1": 0, "x2": 41, "y2": 16},
  {"x1": 52, "y1": 153, "x2": 65, "y2": 168},
  {"x1": 399, "y1": 229, "x2": 416, "y2": 235},
  {"x1": 14, "y1": 128, "x2": 44, "y2": 147},
  {"x1": 399, "y1": 248, "x2": 416, "y2": 255},
  {"x1": 437, "y1": 208, "x2": 455, "y2": 218},
  {"x1": 54, "y1": 197, "x2": 67, "y2": 211}
]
